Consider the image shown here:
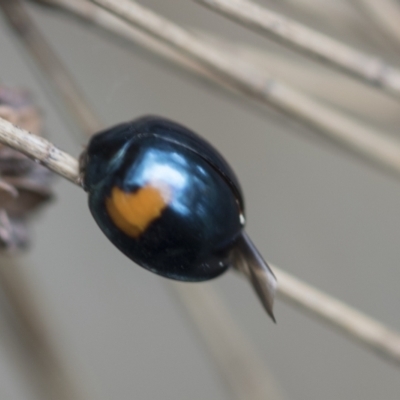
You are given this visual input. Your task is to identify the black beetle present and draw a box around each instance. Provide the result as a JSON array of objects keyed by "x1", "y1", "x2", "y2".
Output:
[{"x1": 80, "y1": 116, "x2": 277, "y2": 320}]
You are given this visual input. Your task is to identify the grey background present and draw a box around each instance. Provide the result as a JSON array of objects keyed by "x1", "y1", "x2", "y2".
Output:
[{"x1": 1, "y1": 0, "x2": 400, "y2": 399}]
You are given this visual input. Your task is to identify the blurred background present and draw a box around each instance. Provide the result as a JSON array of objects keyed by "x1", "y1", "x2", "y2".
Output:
[{"x1": 1, "y1": 0, "x2": 400, "y2": 399}]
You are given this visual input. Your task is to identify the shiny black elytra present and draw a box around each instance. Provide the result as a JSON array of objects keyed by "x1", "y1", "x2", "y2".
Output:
[{"x1": 80, "y1": 116, "x2": 277, "y2": 320}]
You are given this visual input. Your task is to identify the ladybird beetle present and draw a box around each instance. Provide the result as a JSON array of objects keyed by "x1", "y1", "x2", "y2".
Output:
[{"x1": 80, "y1": 116, "x2": 277, "y2": 320}]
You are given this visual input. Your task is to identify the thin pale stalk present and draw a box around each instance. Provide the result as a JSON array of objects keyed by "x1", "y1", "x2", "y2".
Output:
[
  {"x1": 35, "y1": 1, "x2": 400, "y2": 123},
  {"x1": 351, "y1": 0, "x2": 400, "y2": 51},
  {"x1": 0, "y1": 117, "x2": 80, "y2": 185},
  {"x1": 196, "y1": 0, "x2": 400, "y2": 100},
  {"x1": 1, "y1": 116, "x2": 400, "y2": 366},
  {"x1": 0, "y1": 256, "x2": 90, "y2": 400},
  {"x1": 34, "y1": 0, "x2": 231, "y2": 91},
  {"x1": 274, "y1": 267, "x2": 400, "y2": 364},
  {"x1": 89, "y1": 0, "x2": 400, "y2": 180},
  {"x1": 0, "y1": 0, "x2": 102, "y2": 136},
  {"x1": 171, "y1": 282, "x2": 284, "y2": 400}
]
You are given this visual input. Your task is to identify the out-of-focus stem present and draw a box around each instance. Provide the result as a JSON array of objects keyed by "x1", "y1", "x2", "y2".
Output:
[
  {"x1": 88, "y1": 0, "x2": 400, "y2": 180},
  {"x1": 0, "y1": 256, "x2": 89, "y2": 400},
  {"x1": 350, "y1": 0, "x2": 400, "y2": 52},
  {"x1": 0, "y1": 0, "x2": 102, "y2": 136},
  {"x1": 171, "y1": 282, "x2": 284, "y2": 400},
  {"x1": 196, "y1": 0, "x2": 400, "y2": 101}
]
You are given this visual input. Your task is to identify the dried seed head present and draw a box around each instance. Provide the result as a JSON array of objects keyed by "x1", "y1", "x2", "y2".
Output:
[{"x1": 0, "y1": 86, "x2": 54, "y2": 251}]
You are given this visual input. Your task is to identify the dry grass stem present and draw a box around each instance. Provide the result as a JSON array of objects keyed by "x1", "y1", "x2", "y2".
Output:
[
  {"x1": 87, "y1": 0, "x2": 400, "y2": 180},
  {"x1": 35, "y1": 0, "x2": 231, "y2": 91},
  {"x1": 1, "y1": 116, "x2": 400, "y2": 366},
  {"x1": 0, "y1": 0, "x2": 102, "y2": 137},
  {"x1": 39, "y1": 1, "x2": 400, "y2": 122},
  {"x1": 0, "y1": 256, "x2": 90, "y2": 400},
  {"x1": 171, "y1": 282, "x2": 285, "y2": 400},
  {"x1": 196, "y1": 0, "x2": 400, "y2": 100},
  {"x1": 351, "y1": 0, "x2": 400, "y2": 50},
  {"x1": 194, "y1": 33, "x2": 400, "y2": 122},
  {"x1": 275, "y1": 267, "x2": 400, "y2": 365},
  {"x1": 0, "y1": 117, "x2": 80, "y2": 185}
]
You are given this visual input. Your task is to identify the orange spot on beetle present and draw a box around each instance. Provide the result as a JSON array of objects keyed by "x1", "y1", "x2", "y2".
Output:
[{"x1": 106, "y1": 184, "x2": 170, "y2": 238}]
